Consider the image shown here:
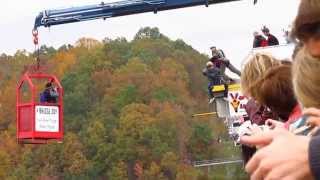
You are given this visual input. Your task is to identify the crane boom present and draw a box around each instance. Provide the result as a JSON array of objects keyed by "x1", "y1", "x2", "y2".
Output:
[{"x1": 33, "y1": 0, "x2": 240, "y2": 31}]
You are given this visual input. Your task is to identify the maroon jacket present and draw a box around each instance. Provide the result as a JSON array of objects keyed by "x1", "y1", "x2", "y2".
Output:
[{"x1": 245, "y1": 99, "x2": 278, "y2": 125}]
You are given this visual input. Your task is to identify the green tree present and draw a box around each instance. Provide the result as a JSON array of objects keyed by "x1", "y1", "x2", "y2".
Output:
[
  {"x1": 187, "y1": 123, "x2": 216, "y2": 160},
  {"x1": 108, "y1": 161, "x2": 128, "y2": 180},
  {"x1": 134, "y1": 27, "x2": 168, "y2": 41},
  {"x1": 63, "y1": 133, "x2": 90, "y2": 177},
  {"x1": 114, "y1": 103, "x2": 155, "y2": 161},
  {"x1": 0, "y1": 150, "x2": 10, "y2": 179},
  {"x1": 0, "y1": 27, "x2": 245, "y2": 179},
  {"x1": 115, "y1": 85, "x2": 140, "y2": 109},
  {"x1": 143, "y1": 162, "x2": 166, "y2": 180},
  {"x1": 176, "y1": 164, "x2": 199, "y2": 180},
  {"x1": 160, "y1": 152, "x2": 179, "y2": 180},
  {"x1": 152, "y1": 88, "x2": 177, "y2": 102}
]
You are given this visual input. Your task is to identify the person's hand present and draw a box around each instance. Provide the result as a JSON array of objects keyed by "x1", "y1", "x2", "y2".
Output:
[
  {"x1": 305, "y1": 108, "x2": 320, "y2": 127},
  {"x1": 241, "y1": 129, "x2": 313, "y2": 180},
  {"x1": 265, "y1": 119, "x2": 285, "y2": 129}
]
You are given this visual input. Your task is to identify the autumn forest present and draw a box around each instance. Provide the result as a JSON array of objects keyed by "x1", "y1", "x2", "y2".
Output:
[{"x1": 0, "y1": 27, "x2": 246, "y2": 179}]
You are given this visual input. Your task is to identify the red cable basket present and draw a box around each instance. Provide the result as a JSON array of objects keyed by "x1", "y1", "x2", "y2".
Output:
[{"x1": 16, "y1": 72, "x2": 63, "y2": 144}]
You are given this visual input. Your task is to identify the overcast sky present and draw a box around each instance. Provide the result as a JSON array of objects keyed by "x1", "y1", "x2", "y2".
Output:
[{"x1": 0, "y1": 0, "x2": 299, "y2": 69}]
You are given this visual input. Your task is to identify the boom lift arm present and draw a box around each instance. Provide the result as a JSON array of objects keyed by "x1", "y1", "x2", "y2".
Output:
[{"x1": 33, "y1": 0, "x2": 240, "y2": 31}]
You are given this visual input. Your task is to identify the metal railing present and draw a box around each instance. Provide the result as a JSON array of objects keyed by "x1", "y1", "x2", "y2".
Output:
[{"x1": 193, "y1": 158, "x2": 243, "y2": 167}]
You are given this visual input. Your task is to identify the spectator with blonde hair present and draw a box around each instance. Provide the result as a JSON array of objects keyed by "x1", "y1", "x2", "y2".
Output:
[
  {"x1": 240, "y1": 53, "x2": 281, "y2": 164},
  {"x1": 293, "y1": 48, "x2": 320, "y2": 109},
  {"x1": 241, "y1": 0, "x2": 320, "y2": 179},
  {"x1": 241, "y1": 53, "x2": 280, "y2": 125}
]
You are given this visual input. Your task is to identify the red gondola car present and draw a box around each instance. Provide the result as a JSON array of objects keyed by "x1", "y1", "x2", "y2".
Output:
[{"x1": 16, "y1": 72, "x2": 63, "y2": 144}]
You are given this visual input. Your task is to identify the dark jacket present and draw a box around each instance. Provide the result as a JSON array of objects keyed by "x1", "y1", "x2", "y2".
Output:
[
  {"x1": 309, "y1": 134, "x2": 320, "y2": 180},
  {"x1": 245, "y1": 99, "x2": 278, "y2": 125},
  {"x1": 253, "y1": 35, "x2": 268, "y2": 48},
  {"x1": 267, "y1": 34, "x2": 279, "y2": 46},
  {"x1": 42, "y1": 88, "x2": 58, "y2": 103},
  {"x1": 209, "y1": 58, "x2": 241, "y2": 79},
  {"x1": 202, "y1": 67, "x2": 223, "y2": 85}
]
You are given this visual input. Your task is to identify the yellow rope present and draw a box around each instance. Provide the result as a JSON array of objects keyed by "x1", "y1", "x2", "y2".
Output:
[{"x1": 192, "y1": 112, "x2": 217, "y2": 117}]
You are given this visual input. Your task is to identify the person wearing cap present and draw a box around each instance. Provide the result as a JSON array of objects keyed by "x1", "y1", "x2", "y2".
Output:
[
  {"x1": 253, "y1": 31, "x2": 268, "y2": 48},
  {"x1": 262, "y1": 26, "x2": 279, "y2": 46},
  {"x1": 210, "y1": 46, "x2": 225, "y2": 58},
  {"x1": 206, "y1": 47, "x2": 241, "y2": 102},
  {"x1": 209, "y1": 46, "x2": 241, "y2": 80}
]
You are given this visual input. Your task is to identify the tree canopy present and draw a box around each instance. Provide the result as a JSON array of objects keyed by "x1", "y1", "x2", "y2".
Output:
[{"x1": 0, "y1": 27, "x2": 246, "y2": 179}]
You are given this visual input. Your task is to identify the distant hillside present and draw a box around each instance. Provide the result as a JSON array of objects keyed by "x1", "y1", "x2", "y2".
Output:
[{"x1": 0, "y1": 27, "x2": 246, "y2": 179}]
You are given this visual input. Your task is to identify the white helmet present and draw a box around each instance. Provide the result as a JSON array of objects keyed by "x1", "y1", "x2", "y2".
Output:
[{"x1": 206, "y1": 61, "x2": 213, "y2": 67}]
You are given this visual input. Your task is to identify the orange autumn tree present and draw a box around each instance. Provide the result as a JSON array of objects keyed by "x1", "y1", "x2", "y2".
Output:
[{"x1": 0, "y1": 27, "x2": 247, "y2": 179}]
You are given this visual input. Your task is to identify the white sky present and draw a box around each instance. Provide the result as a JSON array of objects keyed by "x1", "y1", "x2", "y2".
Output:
[{"x1": 0, "y1": 0, "x2": 300, "y2": 69}]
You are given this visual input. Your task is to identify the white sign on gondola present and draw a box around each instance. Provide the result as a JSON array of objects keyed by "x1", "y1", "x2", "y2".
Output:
[{"x1": 35, "y1": 105, "x2": 59, "y2": 132}]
